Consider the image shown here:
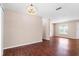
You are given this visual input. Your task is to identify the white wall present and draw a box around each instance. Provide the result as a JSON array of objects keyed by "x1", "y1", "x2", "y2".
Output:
[
  {"x1": 4, "y1": 10, "x2": 43, "y2": 49},
  {"x1": 54, "y1": 20, "x2": 79, "y2": 39},
  {"x1": 0, "y1": 6, "x2": 2, "y2": 56},
  {"x1": 76, "y1": 22, "x2": 79, "y2": 39},
  {"x1": 42, "y1": 18, "x2": 47, "y2": 39},
  {"x1": 46, "y1": 19, "x2": 50, "y2": 40},
  {"x1": 54, "y1": 21, "x2": 76, "y2": 39},
  {"x1": 50, "y1": 22, "x2": 54, "y2": 36},
  {"x1": 42, "y1": 18, "x2": 50, "y2": 40},
  {"x1": 0, "y1": 6, "x2": 4, "y2": 56}
]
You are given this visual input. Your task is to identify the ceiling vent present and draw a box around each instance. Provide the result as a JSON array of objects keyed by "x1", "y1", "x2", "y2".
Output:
[{"x1": 56, "y1": 7, "x2": 62, "y2": 10}]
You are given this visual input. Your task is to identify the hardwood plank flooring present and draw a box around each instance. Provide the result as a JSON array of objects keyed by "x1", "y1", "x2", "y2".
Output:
[{"x1": 3, "y1": 37, "x2": 79, "y2": 56}]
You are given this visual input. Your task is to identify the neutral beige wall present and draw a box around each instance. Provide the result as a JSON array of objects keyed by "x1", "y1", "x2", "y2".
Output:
[
  {"x1": 4, "y1": 10, "x2": 43, "y2": 49},
  {"x1": 54, "y1": 20, "x2": 79, "y2": 39},
  {"x1": 42, "y1": 18, "x2": 50, "y2": 40},
  {"x1": 50, "y1": 22, "x2": 54, "y2": 36},
  {"x1": 45, "y1": 19, "x2": 50, "y2": 40},
  {"x1": 0, "y1": 6, "x2": 3, "y2": 56},
  {"x1": 76, "y1": 22, "x2": 79, "y2": 39}
]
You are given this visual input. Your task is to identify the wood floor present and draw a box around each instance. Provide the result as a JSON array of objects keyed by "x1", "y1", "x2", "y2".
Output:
[{"x1": 3, "y1": 36, "x2": 79, "y2": 56}]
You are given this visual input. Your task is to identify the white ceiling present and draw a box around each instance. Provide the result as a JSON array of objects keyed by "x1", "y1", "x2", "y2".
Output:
[{"x1": 2, "y1": 3, "x2": 79, "y2": 23}]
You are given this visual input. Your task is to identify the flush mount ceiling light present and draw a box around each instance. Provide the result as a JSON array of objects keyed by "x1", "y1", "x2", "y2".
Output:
[{"x1": 26, "y1": 4, "x2": 37, "y2": 15}]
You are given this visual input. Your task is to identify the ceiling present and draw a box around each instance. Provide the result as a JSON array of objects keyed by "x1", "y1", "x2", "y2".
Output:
[{"x1": 2, "y1": 3, "x2": 79, "y2": 23}]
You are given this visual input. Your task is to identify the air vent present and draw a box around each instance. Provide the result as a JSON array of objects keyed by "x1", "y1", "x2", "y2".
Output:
[{"x1": 56, "y1": 7, "x2": 62, "y2": 10}]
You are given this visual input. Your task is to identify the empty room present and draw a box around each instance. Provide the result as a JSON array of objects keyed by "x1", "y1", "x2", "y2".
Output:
[{"x1": 0, "y1": 3, "x2": 79, "y2": 56}]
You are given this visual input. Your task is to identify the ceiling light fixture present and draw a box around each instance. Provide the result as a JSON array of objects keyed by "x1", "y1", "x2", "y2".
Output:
[{"x1": 26, "y1": 4, "x2": 37, "y2": 15}]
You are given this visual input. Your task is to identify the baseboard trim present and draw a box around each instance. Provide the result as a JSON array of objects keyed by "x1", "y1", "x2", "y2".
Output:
[
  {"x1": 42, "y1": 39, "x2": 49, "y2": 41},
  {"x1": 52, "y1": 36, "x2": 79, "y2": 40},
  {"x1": 4, "y1": 40, "x2": 42, "y2": 49}
]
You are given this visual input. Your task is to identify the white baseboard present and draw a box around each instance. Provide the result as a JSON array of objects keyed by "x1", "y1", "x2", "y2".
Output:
[{"x1": 4, "y1": 40, "x2": 42, "y2": 49}]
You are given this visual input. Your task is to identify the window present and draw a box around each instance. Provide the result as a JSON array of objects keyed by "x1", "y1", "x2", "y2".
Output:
[{"x1": 59, "y1": 24, "x2": 68, "y2": 34}]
